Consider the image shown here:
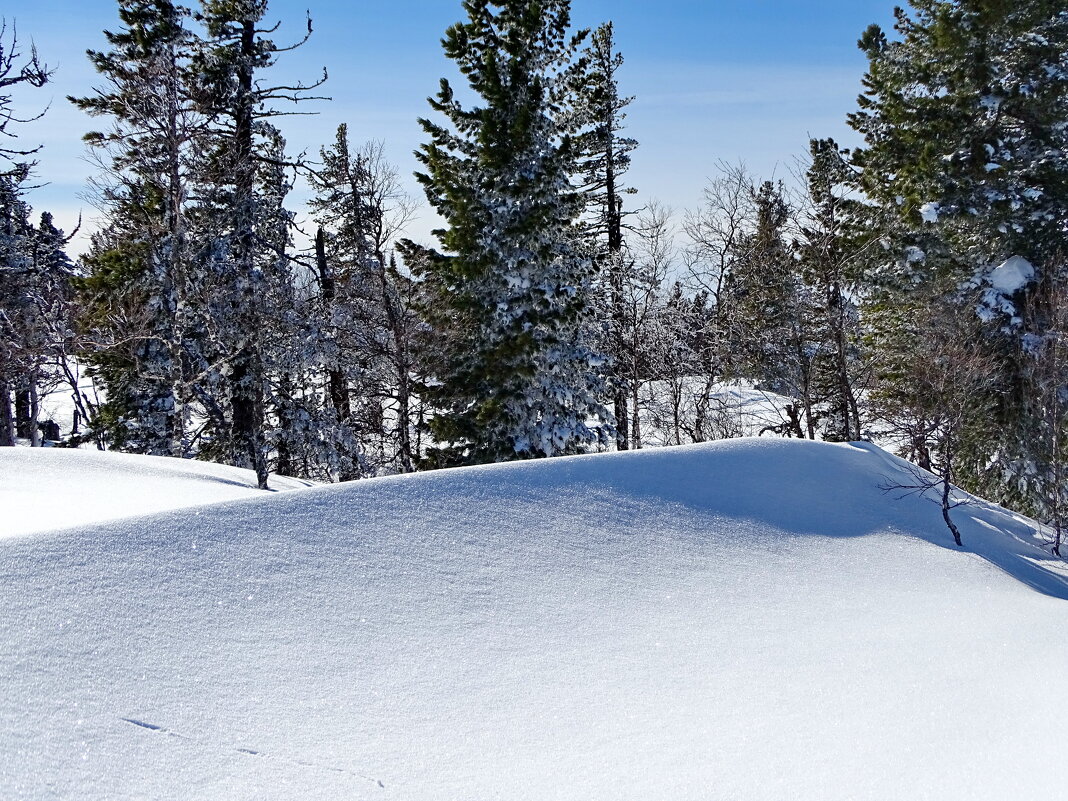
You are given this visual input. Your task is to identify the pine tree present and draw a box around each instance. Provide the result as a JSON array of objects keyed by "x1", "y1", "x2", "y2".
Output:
[
  {"x1": 71, "y1": 0, "x2": 200, "y2": 456},
  {"x1": 721, "y1": 181, "x2": 804, "y2": 394},
  {"x1": 411, "y1": 0, "x2": 609, "y2": 466},
  {"x1": 570, "y1": 21, "x2": 638, "y2": 450},
  {"x1": 795, "y1": 138, "x2": 868, "y2": 442},
  {"x1": 849, "y1": 0, "x2": 1068, "y2": 510},
  {"x1": 191, "y1": 0, "x2": 325, "y2": 487}
]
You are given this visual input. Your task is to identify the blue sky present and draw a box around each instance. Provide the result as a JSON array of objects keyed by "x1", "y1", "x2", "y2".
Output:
[{"x1": 7, "y1": 0, "x2": 897, "y2": 252}]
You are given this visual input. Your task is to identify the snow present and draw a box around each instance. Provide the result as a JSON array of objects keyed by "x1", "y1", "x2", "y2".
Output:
[
  {"x1": 904, "y1": 245, "x2": 926, "y2": 263},
  {"x1": 638, "y1": 379, "x2": 798, "y2": 444},
  {"x1": 2, "y1": 439, "x2": 1067, "y2": 800},
  {"x1": 0, "y1": 448, "x2": 315, "y2": 538},
  {"x1": 978, "y1": 255, "x2": 1036, "y2": 322},
  {"x1": 919, "y1": 201, "x2": 940, "y2": 222},
  {"x1": 988, "y1": 254, "x2": 1036, "y2": 295}
]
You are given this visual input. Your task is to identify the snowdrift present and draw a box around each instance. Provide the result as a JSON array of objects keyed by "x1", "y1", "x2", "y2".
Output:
[
  {"x1": 2, "y1": 439, "x2": 1066, "y2": 800},
  {"x1": 1, "y1": 447, "x2": 315, "y2": 538}
]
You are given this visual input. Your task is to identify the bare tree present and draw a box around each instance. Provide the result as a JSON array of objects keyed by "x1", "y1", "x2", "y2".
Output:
[
  {"x1": 0, "y1": 20, "x2": 50, "y2": 175},
  {"x1": 873, "y1": 295, "x2": 998, "y2": 547},
  {"x1": 678, "y1": 163, "x2": 755, "y2": 438},
  {"x1": 615, "y1": 202, "x2": 674, "y2": 449}
]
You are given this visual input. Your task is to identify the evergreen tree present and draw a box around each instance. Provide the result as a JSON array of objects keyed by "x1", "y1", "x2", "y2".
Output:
[
  {"x1": 191, "y1": 0, "x2": 324, "y2": 487},
  {"x1": 411, "y1": 0, "x2": 609, "y2": 466},
  {"x1": 309, "y1": 127, "x2": 421, "y2": 476},
  {"x1": 0, "y1": 169, "x2": 38, "y2": 445},
  {"x1": 795, "y1": 138, "x2": 868, "y2": 442},
  {"x1": 569, "y1": 21, "x2": 638, "y2": 450},
  {"x1": 71, "y1": 0, "x2": 200, "y2": 456},
  {"x1": 721, "y1": 181, "x2": 807, "y2": 400},
  {"x1": 849, "y1": 0, "x2": 1068, "y2": 510}
]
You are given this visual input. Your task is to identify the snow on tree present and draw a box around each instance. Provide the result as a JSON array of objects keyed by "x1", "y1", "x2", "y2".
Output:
[
  {"x1": 309, "y1": 127, "x2": 421, "y2": 478},
  {"x1": 189, "y1": 0, "x2": 325, "y2": 487},
  {"x1": 0, "y1": 21, "x2": 71, "y2": 449},
  {"x1": 568, "y1": 21, "x2": 638, "y2": 451},
  {"x1": 849, "y1": 0, "x2": 1068, "y2": 512},
  {"x1": 410, "y1": 0, "x2": 610, "y2": 466},
  {"x1": 71, "y1": 0, "x2": 201, "y2": 456}
]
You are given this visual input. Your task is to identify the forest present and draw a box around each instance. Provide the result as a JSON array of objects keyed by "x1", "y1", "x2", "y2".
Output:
[{"x1": 2, "y1": 0, "x2": 1067, "y2": 555}]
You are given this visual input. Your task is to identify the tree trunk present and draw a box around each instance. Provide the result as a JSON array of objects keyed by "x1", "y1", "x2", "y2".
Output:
[
  {"x1": 941, "y1": 476, "x2": 963, "y2": 548},
  {"x1": 630, "y1": 375, "x2": 643, "y2": 449},
  {"x1": 229, "y1": 19, "x2": 268, "y2": 490},
  {"x1": 28, "y1": 379, "x2": 41, "y2": 447},
  {"x1": 941, "y1": 443, "x2": 963, "y2": 547},
  {"x1": 316, "y1": 227, "x2": 352, "y2": 427},
  {"x1": 0, "y1": 378, "x2": 14, "y2": 446},
  {"x1": 275, "y1": 373, "x2": 296, "y2": 478},
  {"x1": 14, "y1": 384, "x2": 31, "y2": 440}
]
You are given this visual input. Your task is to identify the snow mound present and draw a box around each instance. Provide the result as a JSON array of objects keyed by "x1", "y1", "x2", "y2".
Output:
[
  {"x1": 988, "y1": 255, "x2": 1035, "y2": 294},
  {"x1": 0, "y1": 448, "x2": 315, "y2": 538},
  {"x1": 1, "y1": 439, "x2": 1066, "y2": 800}
]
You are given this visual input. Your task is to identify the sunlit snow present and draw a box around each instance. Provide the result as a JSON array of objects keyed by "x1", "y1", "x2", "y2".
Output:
[{"x1": 2, "y1": 440, "x2": 1066, "y2": 800}]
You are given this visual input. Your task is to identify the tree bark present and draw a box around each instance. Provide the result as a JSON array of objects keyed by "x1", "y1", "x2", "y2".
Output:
[
  {"x1": 0, "y1": 378, "x2": 14, "y2": 446},
  {"x1": 14, "y1": 384, "x2": 30, "y2": 440},
  {"x1": 228, "y1": 19, "x2": 268, "y2": 490}
]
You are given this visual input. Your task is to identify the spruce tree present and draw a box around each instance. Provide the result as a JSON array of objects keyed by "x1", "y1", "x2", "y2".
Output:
[
  {"x1": 570, "y1": 21, "x2": 638, "y2": 450},
  {"x1": 71, "y1": 0, "x2": 200, "y2": 456},
  {"x1": 849, "y1": 0, "x2": 1068, "y2": 510},
  {"x1": 795, "y1": 138, "x2": 868, "y2": 442},
  {"x1": 721, "y1": 182, "x2": 799, "y2": 389},
  {"x1": 191, "y1": 0, "x2": 324, "y2": 487},
  {"x1": 411, "y1": 0, "x2": 609, "y2": 466}
]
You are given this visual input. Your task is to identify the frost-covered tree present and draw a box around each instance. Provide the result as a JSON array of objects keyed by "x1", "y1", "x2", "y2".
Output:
[
  {"x1": 613, "y1": 203, "x2": 673, "y2": 449},
  {"x1": 190, "y1": 0, "x2": 325, "y2": 487},
  {"x1": 849, "y1": 0, "x2": 1068, "y2": 510},
  {"x1": 0, "y1": 21, "x2": 62, "y2": 448},
  {"x1": 411, "y1": 0, "x2": 609, "y2": 466},
  {"x1": 569, "y1": 21, "x2": 638, "y2": 450},
  {"x1": 309, "y1": 127, "x2": 421, "y2": 477},
  {"x1": 71, "y1": 0, "x2": 201, "y2": 456}
]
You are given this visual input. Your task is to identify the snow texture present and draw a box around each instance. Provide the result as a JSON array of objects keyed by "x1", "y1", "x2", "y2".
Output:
[
  {"x1": 1, "y1": 448, "x2": 314, "y2": 539},
  {"x1": 2, "y1": 439, "x2": 1067, "y2": 800}
]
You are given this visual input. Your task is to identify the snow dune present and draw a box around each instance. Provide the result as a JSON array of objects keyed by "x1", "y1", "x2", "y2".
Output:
[
  {"x1": 1, "y1": 447, "x2": 315, "y2": 538},
  {"x1": 1, "y1": 439, "x2": 1066, "y2": 800}
]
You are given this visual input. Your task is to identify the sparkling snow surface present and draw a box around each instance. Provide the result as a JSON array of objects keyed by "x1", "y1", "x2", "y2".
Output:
[
  {"x1": 2, "y1": 439, "x2": 1067, "y2": 800},
  {"x1": 1, "y1": 448, "x2": 315, "y2": 538}
]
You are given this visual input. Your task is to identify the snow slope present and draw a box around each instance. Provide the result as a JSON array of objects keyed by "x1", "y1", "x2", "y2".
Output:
[
  {"x1": 1, "y1": 448, "x2": 315, "y2": 538},
  {"x1": 1, "y1": 439, "x2": 1066, "y2": 800}
]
